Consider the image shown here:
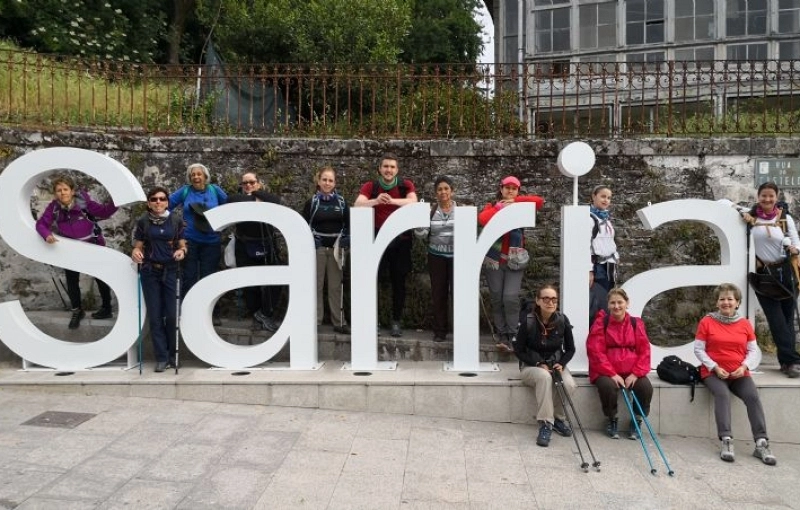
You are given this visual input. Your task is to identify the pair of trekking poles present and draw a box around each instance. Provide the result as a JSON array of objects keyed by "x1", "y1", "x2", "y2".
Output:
[
  {"x1": 135, "y1": 264, "x2": 182, "y2": 376},
  {"x1": 552, "y1": 371, "x2": 674, "y2": 476}
]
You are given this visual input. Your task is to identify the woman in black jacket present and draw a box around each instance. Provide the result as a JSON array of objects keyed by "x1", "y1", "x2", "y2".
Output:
[{"x1": 514, "y1": 284, "x2": 577, "y2": 448}]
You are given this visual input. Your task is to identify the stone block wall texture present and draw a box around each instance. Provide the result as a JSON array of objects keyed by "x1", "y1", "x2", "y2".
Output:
[{"x1": 0, "y1": 129, "x2": 797, "y2": 355}]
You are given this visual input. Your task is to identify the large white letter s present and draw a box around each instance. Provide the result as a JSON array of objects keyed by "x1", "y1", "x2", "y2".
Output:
[{"x1": 0, "y1": 148, "x2": 145, "y2": 369}]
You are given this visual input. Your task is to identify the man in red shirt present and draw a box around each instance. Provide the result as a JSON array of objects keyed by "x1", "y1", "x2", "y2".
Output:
[{"x1": 355, "y1": 153, "x2": 418, "y2": 337}]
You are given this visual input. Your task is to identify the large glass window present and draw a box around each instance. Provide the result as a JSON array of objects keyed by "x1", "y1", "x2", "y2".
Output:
[
  {"x1": 726, "y1": 0, "x2": 767, "y2": 37},
  {"x1": 579, "y1": 2, "x2": 617, "y2": 49},
  {"x1": 675, "y1": 0, "x2": 715, "y2": 41},
  {"x1": 779, "y1": 40, "x2": 800, "y2": 59},
  {"x1": 778, "y1": 0, "x2": 800, "y2": 34},
  {"x1": 535, "y1": 8, "x2": 571, "y2": 53},
  {"x1": 675, "y1": 46, "x2": 715, "y2": 68},
  {"x1": 627, "y1": 50, "x2": 665, "y2": 70},
  {"x1": 626, "y1": 0, "x2": 665, "y2": 45},
  {"x1": 534, "y1": 0, "x2": 570, "y2": 4},
  {"x1": 727, "y1": 43, "x2": 768, "y2": 60},
  {"x1": 503, "y1": 0, "x2": 519, "y2": 63},
  {"x1": 579, "y1": 54, "x2": 619, "y2": 73}
]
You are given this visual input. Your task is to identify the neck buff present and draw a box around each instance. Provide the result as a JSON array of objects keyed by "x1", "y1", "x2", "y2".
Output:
[
  {"x1": 756, "y1": 206, "x2": 779, "y2": 221},
  {"x1": 707, "y1": 310, "x2": 743, "y2": 324},
  {"x1": 379, "y1": 177, "x2": 398, "y2": 191},
  {"x1": 590, "y1": 205, "x2": 610, "y2": 221},
  {"x1": 315, "y1": 191, "x2": 334, "y2": 201},
  {"x1": 148, "y1": 210, "x2": 170, "y2": 226}
]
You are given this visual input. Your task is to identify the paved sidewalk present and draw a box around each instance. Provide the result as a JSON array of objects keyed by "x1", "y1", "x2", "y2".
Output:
[{"x1": 0, "y1": 388, "x2": 798, "y2": 510}]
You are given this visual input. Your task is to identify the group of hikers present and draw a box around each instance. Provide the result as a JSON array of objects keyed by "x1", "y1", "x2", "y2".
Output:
[{"x1": 34, "y1": 154, "x2": 800, "y2": 464}]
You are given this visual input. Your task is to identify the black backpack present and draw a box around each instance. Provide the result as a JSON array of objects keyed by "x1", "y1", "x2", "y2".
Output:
[{"x1": 656, "y1": 355, "x2": 701, "y2": 402}]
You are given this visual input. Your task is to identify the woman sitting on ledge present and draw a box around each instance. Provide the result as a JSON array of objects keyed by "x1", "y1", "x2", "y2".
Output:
[{"x1": 694, "y1": 282, "x2": 776, "y2": 465}]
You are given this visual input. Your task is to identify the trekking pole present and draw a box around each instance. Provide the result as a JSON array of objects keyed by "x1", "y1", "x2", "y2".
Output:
[
  {"x1": 621, "y1": 387, "x2": 656, "y2": 475},
  {"x1": 174, "y1": 265, "x2": 182, "y2": 375},
  {"x1": 50, "y1": 269, "x2": 69, "y2": 310},
  {"x1": 629, "y1": 389, "x2": 674, "y2": 476},
  {"x1": 136, "y1": 264, "x2": 143, "y2": 375},
  {"x1": 553, "y1": 372, "x2": 589, "y2": 472},
  {"x1": 339, "y1": 245, "x2": 347, "y2": 330},
  {"x1": 478, "y1": 284, "x2": 498, "y2": 344},
  {"x1": 554, "y1": 370, "x2": 601, "y2": 472}
]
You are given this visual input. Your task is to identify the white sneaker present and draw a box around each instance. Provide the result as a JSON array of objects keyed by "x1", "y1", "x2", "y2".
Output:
[
  {"x1": 753, "y1": 438, "x2": 777, "y2": 466},
  {"x1": 720, "y1": 437, "x2": 734, "y2": 462}
]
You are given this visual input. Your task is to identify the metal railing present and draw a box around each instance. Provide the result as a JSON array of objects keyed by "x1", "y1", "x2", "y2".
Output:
[{"x1": 2, "y1": 48, "x2": 800, "y2": 138}]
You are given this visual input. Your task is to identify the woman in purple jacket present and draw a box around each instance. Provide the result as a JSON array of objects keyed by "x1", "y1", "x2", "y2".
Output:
[{"x1": 35, "y1": 175, "x2": 118, "y2": 329}]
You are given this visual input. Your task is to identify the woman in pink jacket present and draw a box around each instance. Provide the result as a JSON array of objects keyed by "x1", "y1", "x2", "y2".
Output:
[{"x1": 587, "y1": 287, "x2": 652, "y2": 440}]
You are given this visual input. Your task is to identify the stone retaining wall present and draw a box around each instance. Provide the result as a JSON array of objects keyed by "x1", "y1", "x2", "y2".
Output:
[{"x1": 0, "y1": 130, "x2": 796, "y2": 360}]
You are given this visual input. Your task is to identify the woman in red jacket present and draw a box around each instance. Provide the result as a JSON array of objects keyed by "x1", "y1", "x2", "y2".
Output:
[
  {"x1": 587, "y1": 287, "x2": 652, "y2": 440},
  {"x1": 478, "y1": 176, "x2": 544, "y2": 352}
]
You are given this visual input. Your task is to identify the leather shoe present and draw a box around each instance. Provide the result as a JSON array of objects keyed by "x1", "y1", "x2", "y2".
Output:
[{"x1": 154, "y1": 361, "x2": 167, "y2": 373}]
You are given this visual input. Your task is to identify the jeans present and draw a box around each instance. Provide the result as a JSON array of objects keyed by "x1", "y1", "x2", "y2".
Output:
[
  {"x1": 140, "y1": 265, "x2": 178, "y2": 363},
  {"x1": 755, "y1": 292, "x2": 800, "y2": 366},
  {"x1": 182, "y1": 240, "x2": 221, "y2": 298},
  {"x1": 64, "y1": 268, "x2": 111, "y2": 310}
]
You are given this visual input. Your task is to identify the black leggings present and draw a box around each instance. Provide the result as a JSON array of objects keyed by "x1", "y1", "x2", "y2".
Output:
[{"x1": 64, "y1": 269, "x2": 111, "y2": 310}]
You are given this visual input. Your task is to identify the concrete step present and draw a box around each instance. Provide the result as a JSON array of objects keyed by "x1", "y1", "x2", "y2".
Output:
[
  {"x1": 0, "y1": 360, "x2": 797, "y2": 444},
  {"x1": 1, "y1": 311, "x2": 510, "y2": 364}
]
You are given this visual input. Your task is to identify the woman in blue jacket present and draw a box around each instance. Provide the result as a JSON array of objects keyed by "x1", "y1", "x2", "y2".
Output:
[{"x1": 168, "y1": 163, "x2": 227, "y2": 324}]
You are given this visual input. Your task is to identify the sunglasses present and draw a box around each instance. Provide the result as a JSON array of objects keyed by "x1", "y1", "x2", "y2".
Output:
[
  {"x1": 148, "y1": 196, "x2": 168, "y2": 202},
  {"x1": 241, "y1": 180, "x2": 258, "y2": 186},
  {"x1": 538, "y1": 297, "x2": 558, "y2": 304}
]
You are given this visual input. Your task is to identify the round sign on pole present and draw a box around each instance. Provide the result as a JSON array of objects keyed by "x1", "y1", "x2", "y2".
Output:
[{"x1": 558, "y1": 142, "x2": 596, "y2": 178}]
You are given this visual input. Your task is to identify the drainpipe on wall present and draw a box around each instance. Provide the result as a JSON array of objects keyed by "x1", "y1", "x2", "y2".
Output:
[{"x1": 518, "y1": 0, "x2": 525, "y2": 124}]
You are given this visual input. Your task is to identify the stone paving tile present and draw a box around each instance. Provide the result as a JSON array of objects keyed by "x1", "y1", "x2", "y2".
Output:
[
  {"x1": 137, "y1": 441, "x2": 227, "y2": 483},
  {"x1": 95, "y1": 478, "x2": 193, "y2": 510},
  {"x1": 0, "y1": 464, "x2": 65, "y2": 507},
  {"x1": 175, "y1": 466, "x2": 274, "y2": 510},
  {"x1": 220, "y1": 430, "x2": 299, "y2": 469},
  {"x1": 327, "y1": 473, "x2": 404, "y2": 510},
  {"x1": 356, "y1": 412, "x2": 412, "y2": 440},
  {"x1": 342, "y1": 437, "x2": 408, "y2": 477},
  {"x1": 253, "y1": 473, "x2": 338, "y2": 510},
  {"x1": 15, "y1": 498, "x2": 99, "y2": 510},
  {"x1": 23, "y1": 432, "x2": 117, "y2": 470}
]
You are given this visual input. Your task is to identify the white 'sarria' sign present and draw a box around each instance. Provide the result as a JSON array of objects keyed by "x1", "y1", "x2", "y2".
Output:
[{"x1": 0, "y1": 148, "x2": 749, "y2": 372}]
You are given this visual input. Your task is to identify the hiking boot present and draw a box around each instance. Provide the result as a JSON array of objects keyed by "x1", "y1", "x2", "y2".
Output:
[
  {"x1": 333, "y1": 325, "x2": 350, "y2": 334},
  {"x1": 166, "y1": 359, "x2": 180, "y2": 370},
  {"x1": 154, "y1": 361, "x2": 167, "y2": 373},
  {"x1": 606, "y1": 418, "x2": 619, "y2": 439},
  {"x1": 536, "y1": 421, "x2": 552, "y2": 447},
  {"x1": 780, "y1": 364, "x2": 800, "y2": 378},
  {"x1": 753, "y1": 438, "x2": 777, "y2": 466},
  {"x1": 720, "y1": 437, "x2": 735, "y2": 462},
  {"x1": 391, "y1": 321, "x2": 402, "y2": 337},
  {"x1": 496, "y1": 334, "x2": 514, "y2": 353},
  {"x1": 628, "y1": 417, "x2": 642, "y2": 440},
  {"x1": 553, "y1": 418, "x2": 572, "y2": 437},
  {"x1": 254, "y1": 311, "x2": 279, "y2": 332},
  {"x1": 91, "y1": 307, "x2": 112, "y2": 320},
  {"x1": 68, "y1": 308, "x2": 85, "y2": 330}
]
